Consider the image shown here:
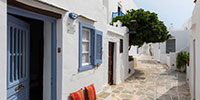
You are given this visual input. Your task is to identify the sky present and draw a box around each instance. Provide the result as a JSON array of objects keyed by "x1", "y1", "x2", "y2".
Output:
[{"x1": 134, "y1": 0, "x2": 195, "y2": 29}]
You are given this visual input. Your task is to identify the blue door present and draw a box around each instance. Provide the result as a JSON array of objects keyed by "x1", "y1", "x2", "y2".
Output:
[{"x1": 7, "y1": 15, "x2": 30, "y2": 100}]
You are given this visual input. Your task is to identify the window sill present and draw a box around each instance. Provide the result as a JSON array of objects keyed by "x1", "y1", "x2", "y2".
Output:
[{"x1": 79, "y1": 64, "x2": 95, "y2": 72}]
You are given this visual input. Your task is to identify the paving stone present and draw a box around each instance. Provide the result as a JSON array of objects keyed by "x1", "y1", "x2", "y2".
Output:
[
  {"x1": 111, "y1": 56, "x2": 191, "y2": 100},
  {"x1": 112, "y1": 90, "x2": 120, "y2": 94},
  {"x1": 97, "y1": 91, "x2": 110, "y2": 99},
  {"x1": 122, "y1": 90, "x2": 134, "y2": 94},
  {"x1": 116, "y1": 86, "x2": 124, "y2": 90},
  {"x1": 119, "y1": 94, "x2": 133, "y2": 99}
]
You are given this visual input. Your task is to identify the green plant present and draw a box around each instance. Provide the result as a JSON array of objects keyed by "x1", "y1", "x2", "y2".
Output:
[
  {"x1": 176, "y1": 52, "x2": 189, "y2": 70},
  {"x1": 111, "y1": 9, "x2": 170, "y2": 47}
]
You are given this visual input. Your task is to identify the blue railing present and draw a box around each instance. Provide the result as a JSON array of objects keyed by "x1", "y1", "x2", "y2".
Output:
[{"x1": 112, "y1": 11, "x2": 125, "y2": 19}]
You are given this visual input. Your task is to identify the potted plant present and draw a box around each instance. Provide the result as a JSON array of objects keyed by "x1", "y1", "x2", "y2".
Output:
[{"x1": 176, "y1": 52, "x2": 189, "y2": 72}]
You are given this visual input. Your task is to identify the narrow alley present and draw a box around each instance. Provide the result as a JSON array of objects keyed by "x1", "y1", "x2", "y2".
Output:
[
  {"x1": 111, "y1": 56, "x2": 191, "y2": 100},
  {"x1": 1, "y1": 1, "x2": 197, "y2": 100}
]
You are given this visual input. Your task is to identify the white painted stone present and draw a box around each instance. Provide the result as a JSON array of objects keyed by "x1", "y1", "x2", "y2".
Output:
[
  {"x1": 0, "y1": 0, "x2": 7, "y2": 100},
  {"x1": 0, "y1": 0, "x2": 137, "y2": 100},
  {"x1": 189, "y1": 0, "x2": 200, "y2": 99}
]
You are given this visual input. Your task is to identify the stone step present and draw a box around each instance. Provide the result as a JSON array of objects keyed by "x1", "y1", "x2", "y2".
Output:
[
  {"x1": 97, "y1": 85, "x2": 112, "y2": 100},
  {"x1": 97, "y1": 91, "x2": 111, "y2": 100}
]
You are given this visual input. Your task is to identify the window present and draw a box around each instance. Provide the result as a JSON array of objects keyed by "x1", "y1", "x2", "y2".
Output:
[
  {"x1": 120, "y1": 39, "x2": 123, "y2": 53},
  {"x1": 82, "y1": 28, "x2": 91, "y2": 66},
  {"x1": 166, "y1": 39, "x2": 176, "y2": 53},
  {"x1": 79, "y1": 22, "x2": 103, "y2": 71}
]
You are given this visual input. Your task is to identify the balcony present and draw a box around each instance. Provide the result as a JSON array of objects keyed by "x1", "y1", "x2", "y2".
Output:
[{"x1": 112, "y1": 11, "x2": 125, "y2": 19}]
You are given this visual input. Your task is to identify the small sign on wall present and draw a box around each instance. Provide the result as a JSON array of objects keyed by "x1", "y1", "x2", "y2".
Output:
[{"x1": 67, "y1": 22, "x2": 76, "y2": 34}]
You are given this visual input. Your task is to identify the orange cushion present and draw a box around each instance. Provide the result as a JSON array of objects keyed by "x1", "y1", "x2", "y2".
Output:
[
  {"x1": 84, "y1": 84, "x2": 97, "y2": 100},
  {"x1": 70, "y1": 89, "x2": 85, "y2": 100}
]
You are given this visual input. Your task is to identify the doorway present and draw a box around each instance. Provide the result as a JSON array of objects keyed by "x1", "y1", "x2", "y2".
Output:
[
  {"x1": 19, "y1": 15, "x2": 44, "y2": 100},
  {"x1": 7, "y1": 14, "x2": 44, "y2": 100},
  {"x1": 108, "y1": 42, "x2": 114, "y2": 85},
  {"x1": 7, "y1": 5, "x2": 57, "y2": 100}
]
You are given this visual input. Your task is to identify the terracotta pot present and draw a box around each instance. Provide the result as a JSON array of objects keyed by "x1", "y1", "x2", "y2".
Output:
[{"x1": 187, "y1": 60, "x2": 189, "y2": 66}]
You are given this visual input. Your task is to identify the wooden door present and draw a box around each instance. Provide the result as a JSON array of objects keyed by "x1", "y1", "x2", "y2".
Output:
[
  {"x1": 108, "y1": 42, "x2": 114, "y2": 85},
  {"x1": 7, "y1": 15, "x2": 30, "y2": 100}
]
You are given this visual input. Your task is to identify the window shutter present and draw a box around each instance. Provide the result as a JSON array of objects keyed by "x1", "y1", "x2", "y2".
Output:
[{"x1": 94, "y1": 30, "x2": 103, "y2": 65}]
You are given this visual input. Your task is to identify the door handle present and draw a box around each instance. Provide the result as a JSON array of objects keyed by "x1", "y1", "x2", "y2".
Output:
[{"x1": 15, "y1": 84, "x2": 24, "y2": 91}]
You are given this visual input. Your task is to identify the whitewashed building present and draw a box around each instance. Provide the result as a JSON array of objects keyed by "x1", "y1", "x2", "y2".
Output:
[
  {"x1": 137, "y1": 24, "x2": 190, "y2": 69},
  {"x1": 189, "y1": 0, "x2": 200, "y2": 99},
  {"x1": 159, "y1": 26, "x2": 190, "y2": 67},
  {"x1": 0, "y1": 0, "x2": 137, "y2": 100}
]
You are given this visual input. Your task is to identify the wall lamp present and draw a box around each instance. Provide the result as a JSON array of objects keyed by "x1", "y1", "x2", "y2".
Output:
[{"x1": 69, "y1": 12, "x2": 79, "y2": 20}]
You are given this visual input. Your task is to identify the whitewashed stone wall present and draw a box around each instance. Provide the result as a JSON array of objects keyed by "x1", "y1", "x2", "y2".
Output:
[
  {"x1": 0, "y1": 0, "x2": 138, "y2": 100},
  {"x1": 0, "y1": 0, "x2": 7, "y2": 100},
  {"x1": 189, "y1": 0, "x2": 200, "y2": 99}
]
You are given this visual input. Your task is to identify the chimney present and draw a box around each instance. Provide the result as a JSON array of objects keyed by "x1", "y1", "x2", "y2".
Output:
[{"x1": 168, "y1": 23, "x2": 175, "y2": 31}]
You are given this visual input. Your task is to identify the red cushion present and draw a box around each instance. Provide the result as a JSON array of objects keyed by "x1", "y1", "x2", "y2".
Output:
[
  {"x1": 84, "y1": 84, "x2": 97, "y2": 100},
  {"x1": 70, "y1": 89, "x2": 85, "y2": 100}
]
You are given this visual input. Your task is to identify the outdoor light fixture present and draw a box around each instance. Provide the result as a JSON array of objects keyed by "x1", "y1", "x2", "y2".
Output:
[
  {"x1": 69, "y1": 12, "x2": 79, "y2": 20},
  {"x1": 129, "y1": 20, "x2": 138, "y2": 34}
]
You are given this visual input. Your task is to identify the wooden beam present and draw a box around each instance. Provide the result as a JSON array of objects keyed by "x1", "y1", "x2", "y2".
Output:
[{"x1": 7, "y1": 0, "x2": 62, "y2": 19}]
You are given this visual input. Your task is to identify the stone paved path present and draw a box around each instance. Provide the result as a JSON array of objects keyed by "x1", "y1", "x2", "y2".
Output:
[{"x1": 111, "y1": 56, "x2": 191, "y2": 100}]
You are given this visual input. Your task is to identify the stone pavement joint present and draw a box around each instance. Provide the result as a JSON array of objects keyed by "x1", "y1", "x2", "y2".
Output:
[{"x1": 111, "y1": 56, "x2": 191, "y2": 100}]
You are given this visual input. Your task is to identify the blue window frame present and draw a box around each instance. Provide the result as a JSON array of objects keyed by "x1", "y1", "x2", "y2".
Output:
[
  {"x1": 79, "y1": 22, "x2": 103, "y2": 71},
  {"x1": 118, "y1": 6, "x2": 121, "y2": 15}
]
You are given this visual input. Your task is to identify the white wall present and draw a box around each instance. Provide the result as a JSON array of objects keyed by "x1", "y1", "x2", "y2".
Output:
[
  {"x1": 154, "y1": 29, "x2": 190, "y2": 64},
  {"x1": 169, "y1": 53, "x2": 177, "y2": 70},
  {"x1": 1, "y1": 0, "x2": 138, "y2": 100},
  {"x1": 43, "y1": 22, "x2": 51, "y2": 100},
  {"x1": 38, "y1": 0, "x2": 106, "y2": 22},
  {"x1": 160, "y1": 54, "x2": 167, "y2": 64},
  {"x1": 0, "y1": 0, "x2": 7, "y2": 100},
  {"x1": 138, "y1": 43, "x2": 151, "y2": 56},
  {"x1": 160, "y1": 30, "x2": 190, "y2": 54},
  {"x1": 122, "y1": 34, "x2": 133, "y2": 80},
  {"x1": 105, "y1": 0, "x2": 137, "y2": 84},
  {"x1": 160, "y1": 41, "x2": 166, "y2": 54},
  {"x1": 18, "y1": 1, "x2": 108, "y2": 100},
  {"x1": 107, "y1": 26, "x2": 130, "y2": 84},
  {"x1": 108, "y1": 29, "x2": 134, "y2": 83},
  {"x1": 61, "y1": 15, "x2": 107, "y2": 100},
  {"x1": 189, "y1": 0, "x2": 200, "y2": 99},
  {"x1": 129, "y1": 46, "x2": 138, "y2": 56},
  {"x1": 152, "y1": 43, "x2": 160, "y2": 61},
  {"x1": 170, "y1": 30, "x2": 190, "y2": 52}
]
